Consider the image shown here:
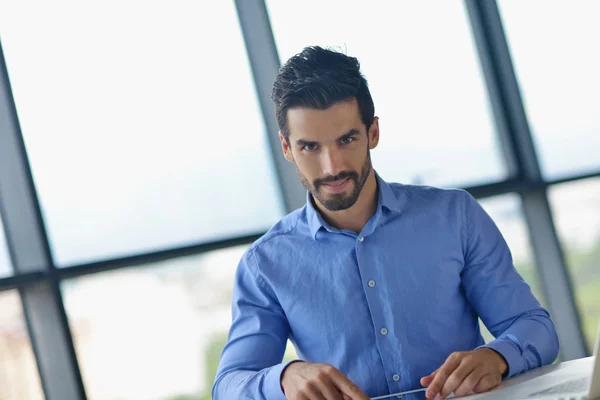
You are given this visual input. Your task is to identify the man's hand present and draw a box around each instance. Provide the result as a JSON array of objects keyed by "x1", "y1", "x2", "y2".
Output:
[
  {"x1": 281, "y1": 361, "x2": 370, "y2": 400},
  {"x1": 420, "y1": 348, "x2": 508, "y2": 399}
]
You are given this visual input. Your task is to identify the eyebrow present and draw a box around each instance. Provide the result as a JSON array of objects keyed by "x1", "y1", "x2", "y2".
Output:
[
  {"x1": 338, "y1": 128, "x2": 360, "y2": 141},
  {"x1": 295, "y1": 128, "x2": 360, "y2": 147}
]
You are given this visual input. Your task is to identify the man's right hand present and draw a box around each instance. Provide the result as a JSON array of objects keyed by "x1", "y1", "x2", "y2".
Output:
[{"x1": 280, "y1": 361, "x2": 370, "y2": 400}]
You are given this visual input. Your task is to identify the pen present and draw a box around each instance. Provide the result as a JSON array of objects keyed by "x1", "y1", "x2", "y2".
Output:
[{"x1": 371, "y1": 387, "x2": 428, "y2": 399}]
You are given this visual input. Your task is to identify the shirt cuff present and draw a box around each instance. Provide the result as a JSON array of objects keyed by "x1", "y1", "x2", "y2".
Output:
[
  {"x1": 478, "y1": 339, "x2": 524, "y2": 379},
  {"x1": 265, "y1": 360, "x2": 304, "y2": 400}
]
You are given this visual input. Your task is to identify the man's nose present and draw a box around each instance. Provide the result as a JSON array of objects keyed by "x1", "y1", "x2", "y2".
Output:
[{"x1": 321, "y1": 147, "x2": 345, "y2": 177}]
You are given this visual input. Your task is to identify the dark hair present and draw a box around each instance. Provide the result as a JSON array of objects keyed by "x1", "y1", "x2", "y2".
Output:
[{"x1": 271, "y1": 46, "x2": 375, "y2": 140}]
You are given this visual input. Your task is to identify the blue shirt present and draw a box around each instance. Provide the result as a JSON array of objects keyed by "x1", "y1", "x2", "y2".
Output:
[{"x1": 212, "y1": 174, "x2": 559, "y2": 400}]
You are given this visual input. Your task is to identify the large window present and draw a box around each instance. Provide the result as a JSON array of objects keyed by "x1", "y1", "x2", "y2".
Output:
[
  {"x1": 266, "y1": 0, "x2": 507, "y2": 188},
  {"x1": 549, "y1": 178, "x2": 600, "y2": 351},
  {"x1": 0, "y1": 290, "x2": 44, "y2": 400},
  {"x1": 0, "y1": 219, "x2": 12, "y2": 277},
  {"x1": 499, "y1": 0, "x2": 600, "y2": 179},
  {"x1": 0, "y1": 1, "x2": 284, "y2": 267},
  {"x1": 0, "y1": 1, "x2": 598, "y2": 398}
]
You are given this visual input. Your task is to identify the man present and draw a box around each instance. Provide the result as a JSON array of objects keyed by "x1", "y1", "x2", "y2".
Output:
[{"x1": 212, "y1": 46, "x2": 559, "y2": 400}]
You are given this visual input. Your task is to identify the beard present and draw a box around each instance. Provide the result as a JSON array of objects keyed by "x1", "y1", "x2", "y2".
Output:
[{"x1": 298, "y1": 151, "x2": 372, "y2": 211}]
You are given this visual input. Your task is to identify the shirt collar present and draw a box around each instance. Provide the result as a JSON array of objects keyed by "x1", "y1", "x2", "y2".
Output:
[
  {"x1": 306, "y1": 190, "x2": 334, "y2": 239},
  {"x1": 305, "y1": 171, "x2": 404, "y2": 240}
]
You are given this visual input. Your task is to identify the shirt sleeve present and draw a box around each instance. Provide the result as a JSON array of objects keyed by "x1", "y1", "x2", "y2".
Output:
[
  {"x1": 459, "y1": 191, "x2": 560, "y2": 378},
  {"x1": 211, "y1": 248, "x2": 294, "y2": 400}
]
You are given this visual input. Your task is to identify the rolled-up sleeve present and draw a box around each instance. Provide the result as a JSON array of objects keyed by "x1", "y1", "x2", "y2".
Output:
[
  {"x1": 211, "y1": 249, "x2": 292, "y2": 399},
  {"x1": 459, "y1": 191, "x2": 560, "y2": 378}
]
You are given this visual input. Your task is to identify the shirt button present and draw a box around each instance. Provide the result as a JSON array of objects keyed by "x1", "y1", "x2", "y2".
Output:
[
  {"x1": 380, "y1": 328, "x2": 388, "y2": 335},
  {"x1": 368, "y1": 280, "x2": 376, "y2": 287},
  {"x1": 393, "y1": 374, "x2": 400, "y2": 382},
  {"x1": 358, "y1": 237, "x2": 364, "y2": 242}
]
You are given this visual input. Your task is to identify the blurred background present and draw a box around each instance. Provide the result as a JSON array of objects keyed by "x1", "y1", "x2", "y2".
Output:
[{"x1": 0, "y1": 0, "x2": 598, "y2": 399}]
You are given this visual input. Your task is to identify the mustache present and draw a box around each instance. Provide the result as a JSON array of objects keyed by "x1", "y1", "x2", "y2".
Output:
[{"x1": 314, "y1": 171, "x2": 358, "y2": 187}]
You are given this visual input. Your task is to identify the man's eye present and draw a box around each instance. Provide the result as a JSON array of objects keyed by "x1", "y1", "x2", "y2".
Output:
[
  {"x1": 302, "y1": 144, "x2": 317, "y2": 151},
  {"x1": 340, "y1": 137, "x2": 354, "y2": 145}
]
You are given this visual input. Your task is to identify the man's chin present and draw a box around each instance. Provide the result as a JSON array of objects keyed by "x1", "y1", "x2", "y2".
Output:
[
  {"x1": 312, "y1": 184, "x2": 359, "y2": 211},
  {"x1": 320, "y1": 195, "x2": 356, "y2": 211},
  {"x1": 323, "y1": 204, "x2": 352, "y2": 212}
]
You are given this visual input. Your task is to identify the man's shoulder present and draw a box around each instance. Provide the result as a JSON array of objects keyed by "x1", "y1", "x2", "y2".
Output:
[
  {"x1": 387, "y1": 181, "x2": 471, "y2": 206},
  {"x1": 247, "y1": 206, "x2": 309, "y2": 254}
]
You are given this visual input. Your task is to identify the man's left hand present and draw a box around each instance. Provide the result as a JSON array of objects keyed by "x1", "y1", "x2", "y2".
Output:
[{"x1": 420, "y1": 348, "x2": 508, "y2": 399}]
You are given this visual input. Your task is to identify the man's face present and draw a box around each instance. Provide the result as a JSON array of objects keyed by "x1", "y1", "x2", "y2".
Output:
[{"x1": 280, "y1": 98, "x2": 379, "y2": 211}]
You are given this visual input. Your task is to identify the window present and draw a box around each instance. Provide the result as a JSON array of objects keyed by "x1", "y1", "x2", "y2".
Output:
[
  {"x1": 478, "y1": 194, "x2": 543, "y2": 342},
  {"x1": 0, "y1": 218, "x2": 12, "y2": 277},
  {"x1": 266, "y1": 0, "x2": 508, "y2": 188},
  {"x1": 0, "y1": 290, "x2": 44, "y2": 400},
  {"x1": 499, "y1": 0, "x2": 600, "y2": 179},
  {"x1": 0, "y1": 1, "x2": 284, "y2": 266},
  {"x1": 61, "y1": 247, "x2": 246, "y2": 399},
  {"x1": 549, "y1": 178, "x2": 600, "y2": 352},
  {"x1": 61, "y1": 246, "x2": 297, "y2": 400}
]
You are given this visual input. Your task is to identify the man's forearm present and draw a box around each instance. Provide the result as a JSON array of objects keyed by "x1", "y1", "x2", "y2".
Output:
[{"x1": 480, "y1": 308, "x2": 559, "y2": 378}]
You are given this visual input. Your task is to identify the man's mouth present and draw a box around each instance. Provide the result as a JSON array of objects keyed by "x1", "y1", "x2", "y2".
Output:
[{"x1": 322, "y1": 178, "x2": 351, "y2": 193}]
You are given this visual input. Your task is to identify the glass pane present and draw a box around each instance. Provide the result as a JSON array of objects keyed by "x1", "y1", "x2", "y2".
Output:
[
  {"x1": 0, "y1": 218, "x2": 13, "y2": 277},
  {"x1": 549, "y1": 178, "x2": 600, "y2": 352},
  {"x1": 499, "y1": 0, "x2": 600, "y2": 179},
  {"x1": 0, "y1": 290, "x2": 44, "y2": 400},
  {"x1": 478, "y1": 194, "x2": 543, "y2": 343},
  {"x1": 0, "y1": 2, "x2": 284, "y2": 266},
  {"x1": 266, "y1": 0, "x2": 507, "y2": 188},
  {"x1": 62, "y1": 246, "x2": 296, "y2": 400}
]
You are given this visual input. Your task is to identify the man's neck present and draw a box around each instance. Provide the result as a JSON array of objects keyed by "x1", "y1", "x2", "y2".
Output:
[{"x1": 315, "y1": 171, "x2": 378, "y2": 234}]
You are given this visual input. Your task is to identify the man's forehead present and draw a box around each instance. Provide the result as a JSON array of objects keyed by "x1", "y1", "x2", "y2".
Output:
[{"x1": 286, "y1": 100, "x2": 363, "y2": 141}]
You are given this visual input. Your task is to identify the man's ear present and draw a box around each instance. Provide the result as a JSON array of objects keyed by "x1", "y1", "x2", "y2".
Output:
[
  {"x1": 368, "y1": 117, "x2": 380, "y2": 150},
  {"x1": 279, "y1": 131, "x2": 295, "y2": 162}
]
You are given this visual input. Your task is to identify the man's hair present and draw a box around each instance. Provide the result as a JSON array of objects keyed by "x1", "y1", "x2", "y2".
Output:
[{"x1": 271, "y1": 46, "x2": 375, "y2": 141}]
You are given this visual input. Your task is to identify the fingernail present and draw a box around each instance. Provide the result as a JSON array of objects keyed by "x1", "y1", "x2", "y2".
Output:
[{"x1": 426, "y1": 390, "x2": 435, "y2": 398}]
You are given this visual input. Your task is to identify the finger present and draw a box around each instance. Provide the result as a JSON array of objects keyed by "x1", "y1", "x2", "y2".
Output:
[
  {"x1": 420, "y1": 375, "x2": 434, "y2": 387},
  {"x1": 314, "y1": 368, "x2": 344, "y2": 400},
  {"x1": 343, "y1": 395, "x2": 352, "y2": 400},
  {"x1": 302, "y1": 381, "x2": 327, "y2": 400},
  {"x1": 453, "y1": 369, "x2": 486, "y2": 398},
  {"x1": 329, "y1": 369, "x2": 370, "y2": 400},
  {"x1": 473, "y1": 374, "x2": 502, "y2": 394},
  {"x1": 420, "y1": 368, "x2": 439, "y2": 387},
  {"x1": 319, "y1": 383, "x2": 344, "y2": 400},
  {"x1": 440, "y1": 361, "x2": 477, "y2": 399},
  {"x1": 426, "y1": 353, "x2": 463, "y2": 399}
]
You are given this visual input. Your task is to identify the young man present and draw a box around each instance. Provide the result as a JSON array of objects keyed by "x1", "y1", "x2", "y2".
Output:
[{"x1": 212, "y1": 46, "x2": 559, "y2": 400}]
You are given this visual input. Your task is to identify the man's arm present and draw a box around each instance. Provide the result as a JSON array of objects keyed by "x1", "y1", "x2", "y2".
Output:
[
  {"x1": 211, "y1": 249, "x2": 293, "y2": 400},
  {"x1": 459, "y1": 191, "x2": 559, "y2": 377},
  {"x1": 421, "y1": 191, "x2": 559, "y2": 399}
]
